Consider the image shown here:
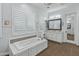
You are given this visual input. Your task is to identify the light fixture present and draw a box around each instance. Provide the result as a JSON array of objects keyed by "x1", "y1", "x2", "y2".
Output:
[{"x1": 44, "y1": 3, "x2": 53, "y2": 9}]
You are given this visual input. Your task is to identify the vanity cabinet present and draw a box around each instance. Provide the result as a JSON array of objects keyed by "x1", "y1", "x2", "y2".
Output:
[{"x1": 45, "y1": 31, "x2": 63, "y2": 43}]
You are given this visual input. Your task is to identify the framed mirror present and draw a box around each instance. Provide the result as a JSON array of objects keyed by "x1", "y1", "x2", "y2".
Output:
[{"x1": 47, "y1": 18, "x2": 62, "y2": 30}]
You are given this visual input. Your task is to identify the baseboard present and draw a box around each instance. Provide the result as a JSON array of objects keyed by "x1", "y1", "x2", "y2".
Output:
[
  {"x1": 48, "y1": 40, "x2": 63, "y2": 44},
  {"x1": 0, "y1": 52, "x2": 9, "y2": 56}
]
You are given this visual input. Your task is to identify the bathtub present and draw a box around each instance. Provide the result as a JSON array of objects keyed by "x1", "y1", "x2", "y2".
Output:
[
  {"x1": 14, "y1": 37, "x2": 41, "y2": 50},
  {"x1": 9, "y1": 37, "x2": 48, "y2": 56}
]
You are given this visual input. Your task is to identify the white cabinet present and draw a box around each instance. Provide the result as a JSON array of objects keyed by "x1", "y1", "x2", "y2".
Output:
[
  {"x1": 45, "y1": 31, "x2": 63, "y2": 43},
  {"x1": 56, "y1": 33, "x2": 63, "y2": 42}
]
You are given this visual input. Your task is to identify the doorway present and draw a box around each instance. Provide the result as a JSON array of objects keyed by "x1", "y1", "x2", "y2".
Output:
[{"x1": 64, "y1": 12, "x2": 76, "y2": 44}]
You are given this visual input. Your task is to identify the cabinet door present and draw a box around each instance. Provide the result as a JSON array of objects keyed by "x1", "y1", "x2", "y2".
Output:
[
  {"x1": 46, "y1": 31, "x2": 63, "y2": 43},
  {"x1": 56, "y1": 33, "x2": 63, "y2": 42},
  {"x1": 46, "y1": 32, "x2": 57, "y2": 41},
  {"x1": 52, "y1": 33, "x2": 57, "y2": 41}
]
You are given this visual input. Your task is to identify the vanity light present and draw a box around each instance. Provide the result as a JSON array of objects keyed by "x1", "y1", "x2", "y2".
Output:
[{"x1": 49, "y1": 15, "x2": 61, "y2": 19}]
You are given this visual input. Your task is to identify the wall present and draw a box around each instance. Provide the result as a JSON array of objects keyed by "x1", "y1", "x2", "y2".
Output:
[
  {"x1": 43, "y1": 4, "x2": 79, "y2": 44},
  {"x1": 29, "y1": 4, "x2": 48, "y2": 38},
  {"x1": 0, "y1": 4, "x2": 4, "y2": 55},
  {"x1": 1, "y1": 3, "x2": 79, "y2": 55},
  {"x1": 0, "y1": 3, "x2": 43, "y2": 55},
  {"x1": 11, "y1": 4, "x2": 37, "y2": 37},
  {"x1": 43, "y1": 7, "x2": 66, "y2": 43},
  {"x1": 36, "y1": 11, "x2": 48, "y2": 38},
  {"x1": 0, "y1": 3, "x2": 12, "y2": 55}
]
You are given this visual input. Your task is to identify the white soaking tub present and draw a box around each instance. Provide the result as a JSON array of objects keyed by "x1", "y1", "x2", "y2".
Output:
[
  {"x1": 14, "y1": 37, "x2": 40, "y2": 50},
  {"x1": 9, "y1": 37, "x2": 48, "y2": 56}
]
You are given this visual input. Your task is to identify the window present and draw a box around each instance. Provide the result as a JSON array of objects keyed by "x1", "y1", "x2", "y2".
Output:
[{"x1": 12, "y1": 5, "x2": 36, "y2": 36}]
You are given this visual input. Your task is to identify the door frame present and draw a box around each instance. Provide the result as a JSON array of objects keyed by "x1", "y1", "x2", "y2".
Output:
[{"x1": 63, "y1": 12, "x2": 76, "y2": 44}]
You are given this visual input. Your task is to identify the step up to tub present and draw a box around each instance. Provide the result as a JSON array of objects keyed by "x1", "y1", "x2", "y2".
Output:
[{"x1": 9, "y1": 37, "x2": 48, "y2": 56}]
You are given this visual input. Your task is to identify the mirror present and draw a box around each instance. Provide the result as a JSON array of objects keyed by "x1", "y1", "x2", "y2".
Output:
[
  {"x1": 67, "y1": 13, "x2": 75, "y2": 41},
  {"x1": 47, "y1": 19, "x2": 62, "y2": 30}
]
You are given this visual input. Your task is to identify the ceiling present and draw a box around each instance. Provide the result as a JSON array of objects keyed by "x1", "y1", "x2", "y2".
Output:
[
  {"x1": 29, "y1": 3, "x2": 72, "y2": 11},
  {"x1": 11, "y1": 3, "x2": 74, "y2": 12}
]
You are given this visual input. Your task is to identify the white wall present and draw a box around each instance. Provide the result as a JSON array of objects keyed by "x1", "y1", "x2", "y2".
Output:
[
  {"x1": 36, "y1": 4, "x2": 79, "y2": 44},
  {"x1": 0, "y1": 4, "x2": 4, "y2": 55},
  {"x1": 11, "y1": 4, "x2": 37, "y2": 37},
  {"x1": 0, "y1": 3, "x2": 44, "y2": 55},
  {"x1": 35, "y1": 11, "x2": 48, "y2": 38},
  {"x1": 67, "y1": 13, "x2": 75, "y2": 34},
  {"x1": 42, "y1": 4, "x2": 79, "y2": 44},
  {"x1": 0, "y1": 3, "x2": 12, "y2": 55},
  {"x1": 1, "y1": 3, "x2": 79, "y2": 55}
]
